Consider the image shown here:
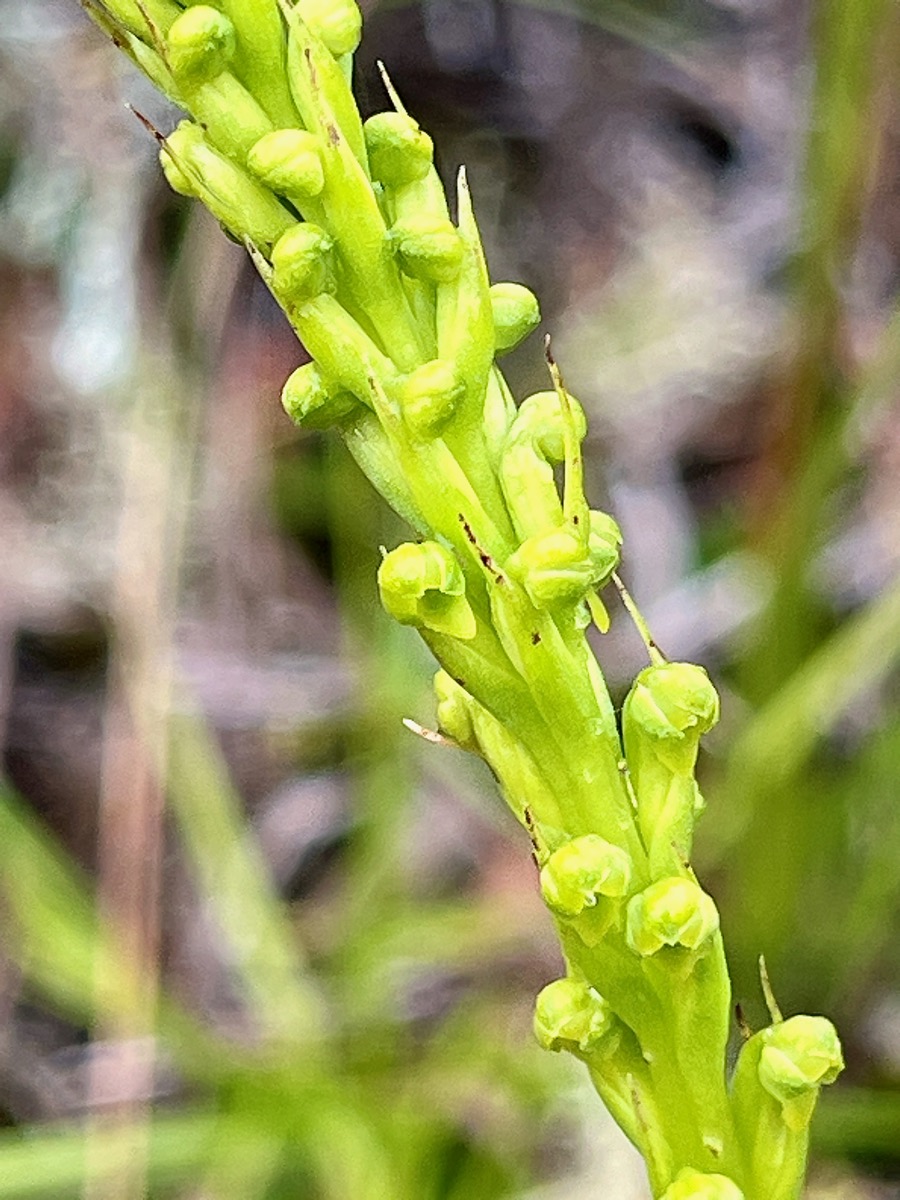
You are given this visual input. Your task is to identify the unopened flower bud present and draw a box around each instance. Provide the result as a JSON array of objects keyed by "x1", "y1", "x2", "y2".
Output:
[
  {"x1": 378, "y1": 542, "x2": 476, "y2": 640},
  {"x1": 247, "y1": 130, "x2": 325, "y2": 199},
  {"x1": 295, "y1": 0, "x2": 362, "y2": 57},
  {"x1": 271, "y1": 223, "x2": 336, "y2": 304},
  {"x1": 389, "y1": 217, "x2": 464, "y2": 283},
  {"x1": 540, "y1": 835, "x2": 631, "y2": 917},
  {"x1": 507, "y1": 525, "x2": 598, "y2": 610},
  {"x1": 660, "y1": 1170, "x2": 745, "y2": 1200},
  {"x1": 626, "y1": 662, "x2": 720, "y2": 772},
  {"x1": 281, "y1": 362, "x2": 359, "y2": 430},
  {"x1": 588, "y1": 511, "x2": 622, "y2": 589},
  {"x1": 397, "y1": 359, "x2": 464, "y2": 436},
  {"x1": 364, "y1": 112, "x2": 434, "y2": 188},
  {"x1": 166, "y1": 5, "x2": 235, "y2": 82},
  {"x1": 490, "y1": 282, "x2": 541, "y2": 355},
  {"x1": 626, "y1": 877, "x2": 719, "y2": 958},
  {"x1": 161, "y1": 122, "x2": 295, "y2": 250},
  {"x1": 758, "y1": 1015, "x2": 844, "y2": 1110},
  {"x1": 534, "y1": 978, "x2": 617, "y2": 1055},
  {"x1": 433, "y1": 670, "x2": 477, "y2": 750}
]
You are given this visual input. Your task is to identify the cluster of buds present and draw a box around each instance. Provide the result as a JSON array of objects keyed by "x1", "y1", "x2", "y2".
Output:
[{"x1": 84, "y1": 1, "x2": 843, "y2": 1196}]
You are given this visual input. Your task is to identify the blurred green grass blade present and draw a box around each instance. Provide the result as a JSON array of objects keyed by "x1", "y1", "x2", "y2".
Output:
[
  {"x1": 727, "y1": 572, "x2": 900, "y2": 797},
  {"x1": 0, "y1": 1111, "x2": 245, "y2": 1198},
  {"x1": 813, "y1": 1087, "x2": 900, "y2": 1159},
  {"x1": 165, "y1": 706, "x2": 327, "y2": 1048},
  {"x1": 741, "y1": 0, "x2": 894, "y2": 699},
  {"x1": 0, "y1": 778, "x2": 101, "y2": 1023}
]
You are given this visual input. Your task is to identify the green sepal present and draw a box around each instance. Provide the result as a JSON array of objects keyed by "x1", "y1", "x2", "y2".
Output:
[
  {"x1": 378, "y1": 542, "x2": 476, "y2": 639},
  {"x1": 281, "y1": 361, "x2": 360, "y2": 430},
  {"x1": 659, "y1": 1169, "x2": 745, "y2": 1200},
  {"x1": 247, "y1": 130, "x2": 325, "y2": 199},
  {"x1": 389, "y1": 216, "x2": 464, "y2": 283},
  {"x1": 364, "y1": 112, "x2": 434, "y2": 188},
  {"x1": 166, "y1": 6, "x2": 236, "y2": 82},
  {"x1": 490, "y1": 282, "x2": 541, "y2": 354},
  {"x1": 626, "y1": 877, "x2": 719, "y2": 958},
  {"x1": 533, "y1": 978, "x2": 618, "y2": 1055},
  {"x1": 397, "y1": 360, "x2": 464, "y2": 436},
  {"x1": 271, "y1": 223, "x2": 336, "y2": 303},
  {"x1": 294, "y1": 0, "x2": 362, "y2": 57},
  {"x1": 160, "y1": 121, "x2": 295, "y2": 250}
]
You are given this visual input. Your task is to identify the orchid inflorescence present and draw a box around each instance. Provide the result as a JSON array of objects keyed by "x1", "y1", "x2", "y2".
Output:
[{"x1": 81, "y1": 0, "x2": 843, "y2": 1194}]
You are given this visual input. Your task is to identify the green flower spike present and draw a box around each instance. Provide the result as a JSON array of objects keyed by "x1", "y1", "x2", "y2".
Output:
[
  {"x1": 533, "y1": 978, "x2": 618, "y2": 1056},
  {"x1": 626, "y1": 876, "x2": 719, "y2": 958},
  {"x1": 490, "y1": 282, "x2": 541, "y2": 355},
  {"x1": 623, "y1": 661, "x2": 719, "y2": 878},
  {"x1": 540, "y1": 834, "x2": 632, "y2": 945},
  {"x1": 659, "y1": 1169, "x2": 745, "y2": 1200},
  {"x1": 378, "y1": 542, "x2": 477, "y2": 640},
  {"x1": 281, "y1": 362, "x2": 360, "y2": 431}
]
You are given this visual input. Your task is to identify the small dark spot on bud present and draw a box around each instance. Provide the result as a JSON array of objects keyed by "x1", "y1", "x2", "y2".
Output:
[
  {"x1": 572, "y1": 514, "x2": 579, "y2": 525},
  {"x1": 531, "y1": 631, "x2": 541, "y2": 645}
]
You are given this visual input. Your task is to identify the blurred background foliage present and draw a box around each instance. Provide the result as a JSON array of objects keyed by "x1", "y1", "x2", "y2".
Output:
[{"x1": 0, "y1": 0, "x2": 899, "y2": 1195}]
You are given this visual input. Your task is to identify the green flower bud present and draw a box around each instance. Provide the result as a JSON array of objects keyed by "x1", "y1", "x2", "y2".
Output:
[
  {"x1": 378, "y1": 542, "x2": 477, "y2": 640},
  {"x1": 626, "y1": 877, "x2": 719, "y2": 958},
  {"x1": 659, "y1": 1170, "x2": 745, "y2": 1200},
  {"x1": 433, "y1": 669, "x2": 477, "y2": 750},
  {"x1": 490, "y1": 282, "x2": 541, "y2": 355},
  {"x1": 397, "y1": 360, "x2": 464, "y2": 436},
  {"x1": 389, "y1": 216, "x2": 464, "y2": 283},
  {"x1": 758, "y1": 1015, "x2": 844, "y2": 1112},
  {"x1": 271, "y1": 223, "x2": 336, "y2": 304},
  {"x1": 281, "y1": 362, "x2": 359, "y2": 431},
  {"x1": 534, "y1": 978, "x2": 618, "y2": 1055},
  {"x1": 507, "y1": 524, "x2": 611, "y2": 610},
  {"x1": 166, "y1": 6, "x2": 236, "y2": 83},
  {"x1": 626, "y1": 662, "x2": 720, "y2": 775},
  {"x1": 247, "y1": 130, "x2": 325, "y2": 200},
  {"x1": 540, "y1": 836, "x2": 632, "y2": 943},
  {"x1": 295, "y1": 0, "x2": 363, "y2": 57},
  {"x1": 364, "y1": 112, "x2": 434, "y2": 188},
  {"x1": 161, "y1": 122, "x2": 295, "y2": 250}
]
